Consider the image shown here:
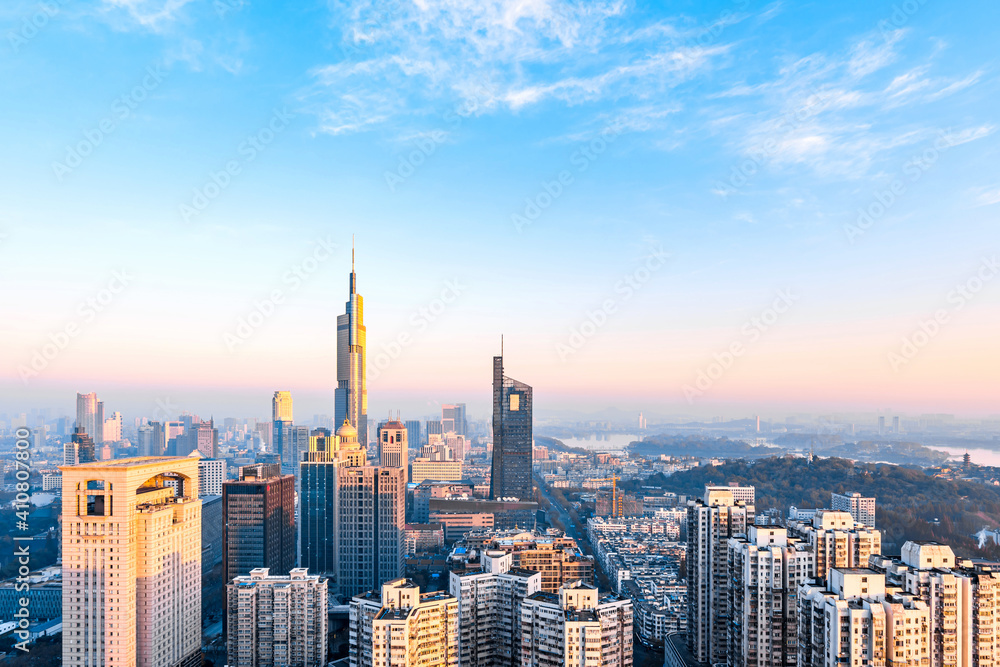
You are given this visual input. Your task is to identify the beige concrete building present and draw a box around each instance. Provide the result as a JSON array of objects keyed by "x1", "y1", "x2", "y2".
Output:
[
  {"x1": 226, "y1": 568, "x2": 328, "y2": 667},
  {"x1": 870, "y1": 541, "x2": 1000, "y2": 667},
  {"x1": 686, "y1": 486, "x2": 754, "y2": 665},
  {"x1": 798, "y1": 568, "x2": 930, "y2": 667},
  {"x1": 521, "y1": 581, "x2": 633, "y2": 667},
  {"x1": 350, "y1": 578, "x2": 459, "y2": 667},
  {"x1": 61, "y1": 456, "x2": 202, "y2": 667},
  {"x1": 378, "y1": 419, "x2": 409, "y2": 483},
  {"x1": 727, "y1": 526, "x2": 814, "y2": 667},
  {"x1": 411, "y1": 459, "x2": 464, "y2": 485},
  {"x1": 788, "y1": 510, "x2": 881, "y2": 579}
]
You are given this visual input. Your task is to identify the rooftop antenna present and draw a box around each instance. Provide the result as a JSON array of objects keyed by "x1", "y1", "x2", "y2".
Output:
[{"x1": 352, "y1": 234, "x2": 355, "y2": 273}]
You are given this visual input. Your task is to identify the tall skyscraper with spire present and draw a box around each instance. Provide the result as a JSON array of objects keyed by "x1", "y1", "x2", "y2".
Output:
[
  {"x1": 335, "y1": 241, "x2": 368, "y2": 448},
  {"x1": 489, "y1": 349, "x2": 533, "y2": 501}
]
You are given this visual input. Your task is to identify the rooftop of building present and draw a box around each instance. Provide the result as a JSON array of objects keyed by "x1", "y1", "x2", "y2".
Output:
[{"x1": 61, "y1": 456, "x2": 192, "y2": 469}]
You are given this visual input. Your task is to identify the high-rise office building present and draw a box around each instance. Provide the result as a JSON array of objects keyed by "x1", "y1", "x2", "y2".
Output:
[
  {"x1": 60, "y1": 456, "x2": 202, "y2": 667},
  {"x1": 75, "y1": 392, "x2": 104, "y2": 444},
  {"x1": 798, "y1": 569, "x2": 930, "y2": 667},
  {"x1": 350, "y1": 579, "x2": 459, "y2": 667},
  {"x1": 378, "y1": 419, "x2": 408, "y2": 480},
  {"x1": 405, "y1": 419, "x2": 422, "y2": 448},
  {"x1": 441, "y1": 403, "x2": 467, "y2": 436},
  {"x1": 180, "y1": 418, "x2": 218, "y2": 458},
  {"x1": 222, "y1": 467, "x2": 296, "y2": 586},
  {"x1": 137, "y1": 424, "x2": 155, "y2": 456},
  {"x1": 337, "y1": 463, "x2": 406, "y2": 597},
  {"x1": 103, "y1": 411, "x2": 123, "y2": 443},
  {"x1": 67, "y1": 426, "x2": 95, "y2": 465},
  {"x1": 520, "y1": 581, "x2": 634, "y2": 667},
  {"x1": 300, "y1": 420, "x2": 367, "y2": 578},
  {"x1": 449, "y1": 549, "x2": 542, "y2": 666},
  {"x1": 227, "y1": 568, "x2": 328, "y2": 667},
  {"x1": 870, "y1": 541, "x2": 1000, "y2": 667},
  {"x1": 273, "y1": 391, "x2": 294, "y2": 475},
  {"x1": 686, "y1": 486, "x2": 754, "y2": 665},
  {"x1": 831, "y1": 491, "x2": 877, "y2": 527},
  {"x1": 489, "y1": 354, "x2": 532, "y2": 501},
  {"x1": 335, "y1": 249, "x2": 368, "y2": 448},
  {"x1": 727, "y1": 526, "x2": 814, "y2": 667}
]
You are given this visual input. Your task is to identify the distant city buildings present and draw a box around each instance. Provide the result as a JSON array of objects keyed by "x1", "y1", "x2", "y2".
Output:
[
  {"x1": 75, "y1": 391, "x2": 103, "y2": 444},
  {"x1": 227, "y1": 568, "x2": 328, "y2": 667}
]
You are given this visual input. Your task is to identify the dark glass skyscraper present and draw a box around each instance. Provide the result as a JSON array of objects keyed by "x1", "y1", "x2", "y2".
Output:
[
  {"x1": 335, "y1": 248, "x2": 368, "y2": 448},
  {"x1": 222, "y1": 468, "x2": 296, "y2": 585},
  {"x1": 489, "y1": 354, "x2": 533, "y2": 501}
]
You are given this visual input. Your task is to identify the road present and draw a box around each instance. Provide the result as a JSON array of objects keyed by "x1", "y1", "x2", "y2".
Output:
[{"x1": 535, "y1": 475, "x2": 579, "y2": 540}]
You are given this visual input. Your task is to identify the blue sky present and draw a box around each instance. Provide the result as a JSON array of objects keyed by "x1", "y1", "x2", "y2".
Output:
[{"x1": 1, "y1": 0, "x2": 999, "y2": 423}]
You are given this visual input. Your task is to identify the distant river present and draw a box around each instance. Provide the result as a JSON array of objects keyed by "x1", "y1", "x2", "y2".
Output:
[
  {"x1": 931, "y1": 446, "x2": 1000, "y2": 467},
  {"x1": 555, "y1": 433, "x2": 641, "y2": 454}
]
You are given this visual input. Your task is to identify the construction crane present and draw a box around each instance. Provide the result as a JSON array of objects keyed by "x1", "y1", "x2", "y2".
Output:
[{"x1": 587, "y1": 474, "x2": 623, "y2": 518}]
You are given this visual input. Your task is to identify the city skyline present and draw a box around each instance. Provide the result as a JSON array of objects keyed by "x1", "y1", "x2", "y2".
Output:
[{"x1": 3, "y1": 2, "x2": 1000, "y2": 418}]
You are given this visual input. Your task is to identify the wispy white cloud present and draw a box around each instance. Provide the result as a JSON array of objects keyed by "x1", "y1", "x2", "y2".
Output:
[
  {"x1": 99, "y1": 0, "x2": 194, "y2": 31},
  {"x1": 309, "y1": 0, "x2": 737, "y2": 135}
]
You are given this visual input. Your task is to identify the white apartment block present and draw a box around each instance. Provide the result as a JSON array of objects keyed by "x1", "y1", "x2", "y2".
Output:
[
  {"x1": 788, "y1": 510, "x2": 881, "y2": 579},
  {"x1": 350, "y1": 578, "x2": 459, "y2": 667},
  {"x1": 727, "y1": 526, "x2": 814, "y2": 667},
  {"x1": 197, "y1": 457, "x2": 226, "y2": 497},
  {"x1": 798, "y1": 568, "x2": 929, "y2": 667},
  {"x1": 226, "y1": 568, "x2": 328, "y2": 667},
  {"x1": 520, "y1": 581, "x2": 633, "y2": 667},
  {"x1": 686, "y1": 486, "x2": 754, "y2": 665},
  {"x1": 831, "y1": 491, "x2": 876, "y2": 527},
  {"x1": 705, "y1": 484, "x2": 755, "y2": 504},
  {"x1": 42, "y1": 473, "x2": 62, "y2": 494},
  {"x1": 870, "y1": 541, "x2": 1000, "y2": 667},
  {"x1": 449, "y1": 550, "x2": 542, "y2": 666},
  {"x1": 61, "y1": 457, "x2": 202, "y2": 667}
]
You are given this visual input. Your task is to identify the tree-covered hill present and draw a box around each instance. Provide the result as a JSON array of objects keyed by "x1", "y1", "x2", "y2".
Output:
[{"x1": 638, "y1": 456, "x2": 1000, "y2": 559}]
